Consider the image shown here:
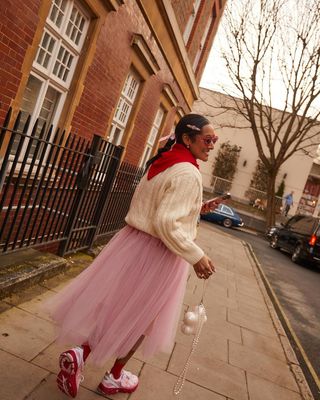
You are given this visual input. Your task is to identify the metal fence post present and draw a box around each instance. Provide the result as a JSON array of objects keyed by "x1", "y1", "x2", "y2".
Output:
[
  {"x1": 58, "y1": 134, "x2": 102, "y2": 256},
  {"x1": 86, "y1": 145, "x2": 124, "y2": 248}
]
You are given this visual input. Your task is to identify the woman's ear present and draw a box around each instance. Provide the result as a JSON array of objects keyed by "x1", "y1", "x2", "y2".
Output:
[{"x1": 182, "y1": 133, "x2": 191, "y2": 147}]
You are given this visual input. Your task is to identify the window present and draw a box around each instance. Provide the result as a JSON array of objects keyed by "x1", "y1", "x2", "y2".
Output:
[
  {"x1": 109, "y1": 69, "x2": 141, "y2": 145},
  {"x1": 16, "y1": 0, "x2": 89, "y2": 157},
  {"x1": 291, "y1": 217, "x2": 318, "y2": 235},
  {"x1": 140, "y1": 107, "x2": 165, "y2": 168},
  {"x1": 221, "y1": 205, "x2": 234, "y2": 216},
  {"x1": 183, "y1": 0, "x2": 202, "y2": 45},
  {"x1": 193, "y1": 6, "x2": 216, "y2": 71}
]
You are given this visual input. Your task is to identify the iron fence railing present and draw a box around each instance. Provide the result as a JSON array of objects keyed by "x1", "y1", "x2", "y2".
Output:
[
  {"x1": 0, "y1": 107, "x2": 144, "y2": 256},
  {"x1": 208, "y1": 175, "x2": 287, "y2": 212}
]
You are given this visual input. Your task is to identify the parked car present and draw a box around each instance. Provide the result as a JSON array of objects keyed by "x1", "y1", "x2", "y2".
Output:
[
  {"x1": 201, "y1": 204, "x2": 244, "y2": 228},
  {"x1": 267, "y1": 215, "x2": 320, "y2": 264}
]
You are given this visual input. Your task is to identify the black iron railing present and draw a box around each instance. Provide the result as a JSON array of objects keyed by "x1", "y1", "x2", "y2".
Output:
[{"x1": 0, "y1": 107, "x2": 144, "y2": 256}]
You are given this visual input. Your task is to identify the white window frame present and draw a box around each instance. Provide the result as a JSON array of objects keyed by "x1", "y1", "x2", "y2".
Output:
[
  {"x1": 17, "y1": 0, "x2": 89, "y2": 160},
  {"x1": 109, "y1": 69, "x2": 141, "y2": 145},
  {"x1": 140, "y1": 107, "x2": 165, "y2": 168},
  {"x1": 183, "y1": 0, "x2": 202, "y2": 44},
  {"x1": 23, "y1": 72, "x2": 67, "y2": 130}
]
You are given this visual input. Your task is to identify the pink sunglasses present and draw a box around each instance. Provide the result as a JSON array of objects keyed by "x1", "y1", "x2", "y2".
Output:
[{"x1": 199, "y1": 135, "x2": 219, "y2": 146}]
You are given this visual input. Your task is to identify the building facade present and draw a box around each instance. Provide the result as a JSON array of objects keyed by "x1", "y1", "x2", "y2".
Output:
[
  {"x1": 0, "y1": 0, "x2": 227, "y2": 255},
  {"x1": 0, "y1": 0, "x2": 226, "y2": 166},
  {"x1": 194, "y1": 88, "x2": 320, "y2": 217}
]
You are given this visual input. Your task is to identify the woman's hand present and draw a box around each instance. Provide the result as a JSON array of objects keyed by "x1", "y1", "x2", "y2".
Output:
[{"x1": 193, "y1": 255, "x2": 216, "y2": 279}]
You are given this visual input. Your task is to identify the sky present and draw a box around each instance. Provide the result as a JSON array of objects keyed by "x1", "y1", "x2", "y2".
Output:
[
  {"x1": 200, "y1": 0, "x2": 320, "y2": 115},
  {"x1": 200, "y1": 44, "x2": 230, "y2": 93},
  {"x1": 199, "y1": 16, "x2": 287, "y2": 108}
]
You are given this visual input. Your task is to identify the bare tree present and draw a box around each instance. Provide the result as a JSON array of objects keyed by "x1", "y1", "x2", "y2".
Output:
[{"x1": 207, "y1": 0, "x2": 320, "y2": 227}]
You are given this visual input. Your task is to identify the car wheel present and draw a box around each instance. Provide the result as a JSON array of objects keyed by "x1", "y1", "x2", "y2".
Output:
[
  {"x1": 292, "y1": 244, "x2": 302, "y2": 263},
  {"x1": 270, "y1": 234, "x2": 279, "y2": 249},
  {"x1": 223, "y1": 218, "x2": 232, "y2": 228}
]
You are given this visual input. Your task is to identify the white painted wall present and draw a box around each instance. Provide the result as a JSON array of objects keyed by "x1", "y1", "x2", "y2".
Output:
[{"x1": 193, "y1": 88, "x2": 318, "y2": 215}]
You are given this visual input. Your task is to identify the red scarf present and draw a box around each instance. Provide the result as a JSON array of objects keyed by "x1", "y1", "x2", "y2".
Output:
[{"x1": 147, "y1": 143, "x2": 199, "y2": 180}]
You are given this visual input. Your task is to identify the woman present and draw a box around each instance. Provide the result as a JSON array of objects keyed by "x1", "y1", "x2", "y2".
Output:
[{"x1": 48, "y1": 113, "x2": 219, "y2": 398}]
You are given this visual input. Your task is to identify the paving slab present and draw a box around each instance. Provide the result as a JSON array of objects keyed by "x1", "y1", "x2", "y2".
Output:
[
  {"x1": 175, "y1": 325, "x2": 229, "y2": 363},
  {"x1": 0, "y1": 349, "x2": 49, "y2": 400},
  {"x1": 24, "y1": 374, "x2": 99, "y2": 400},
  {"x1": 241, "y1": 328, "x2": 286, "y2": 362},
  {"x1": 247, "y1": 373, "x2": 303, "y2": 400},
  {"x1": 134, "y1": 349, "x2": 172, "y2": 370},
  {"x1": 235, "y1": 284, "x2": 264, "y2": 300},
  {"x1": 232, "y1": 292, "x2": 269, "y2": 311},
  {"x1": 168, "y1": 343, "x2": 248, "y2": 400},
  {"x1": 130, "y1": 364, "x2": 227, "y2": 400},
  {"x1": 0, "y1": 307, "x2": 56, "y2": 360},
  {"x1": 205, "y1": 317, "x2": 242, "y2": 344},
  {"x1": 7, "y1": 290, "x2": 58, "y2": 321},
  {"x1": 229, "y1": 341, "x2": 299, "y2": 392},
  {"x1": 236, "y1": 300, "x2": 270, "y2": 318},
  {"x1": 31, "y1": 341, "x2": 67, "y2": 374},
  {"x1": 227, "y1": 308, "x2": 277, "y2": 338}
]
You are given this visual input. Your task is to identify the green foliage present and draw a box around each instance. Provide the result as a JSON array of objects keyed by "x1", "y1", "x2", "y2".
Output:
[
  {"x1": 212, "y1": 141, "x2": 241, "y2": 183},
  {"x1": 250, "y1": 159, "x2": 268, "y2": 191},
  {"x1": 245, "y1": 159, "x2": 269, "y2": 202}
]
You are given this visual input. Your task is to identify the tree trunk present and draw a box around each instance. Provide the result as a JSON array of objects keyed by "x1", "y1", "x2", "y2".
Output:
[{"x1": 266, "y1": 171, "x2": 277, "y2": 229}]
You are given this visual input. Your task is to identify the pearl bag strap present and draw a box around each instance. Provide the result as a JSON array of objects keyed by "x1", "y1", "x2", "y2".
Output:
[{"x1": 173, "y1": 280, "x2": 207, "y2": 396}]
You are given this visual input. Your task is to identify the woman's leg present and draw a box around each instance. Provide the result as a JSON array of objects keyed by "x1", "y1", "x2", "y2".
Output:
[
  {"x1": 110, "y1": 335, "x2": 145, "y2": 378},
  {"x1": 81, "y1": 343, "x2": 91, "y2": 361},
  {"x1": 97, "y1": 335, "x2": 144, "y2": 395}
]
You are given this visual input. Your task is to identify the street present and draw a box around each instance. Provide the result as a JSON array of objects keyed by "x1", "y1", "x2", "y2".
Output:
[{"x1": 201, "y1": 221, "x2": 320, "y2": 382}]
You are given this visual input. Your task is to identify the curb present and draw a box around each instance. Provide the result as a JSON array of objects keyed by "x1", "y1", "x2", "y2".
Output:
[
  {"x1": 0, "y1": 253, "x2": 69, "y2": 301},
  {"x1": 243, "y1": 241, "x2": 319, "y2": 400}
]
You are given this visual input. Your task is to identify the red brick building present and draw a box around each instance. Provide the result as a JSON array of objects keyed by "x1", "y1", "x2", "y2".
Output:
[{"x1": 0, "y1": 0, "x2": 226, "y2": 166}]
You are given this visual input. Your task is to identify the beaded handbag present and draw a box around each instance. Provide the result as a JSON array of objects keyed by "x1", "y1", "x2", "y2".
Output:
[{"x1": 173, "y1": 281, "x2": 207, "y2": 395}]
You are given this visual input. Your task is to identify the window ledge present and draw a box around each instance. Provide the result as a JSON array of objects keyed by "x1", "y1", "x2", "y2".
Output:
[
  {"x1": 131, "y1": 33, "x2": 160, "y2": 75},
  {"x1": 102, "y1": 0, "x2": 124, "y2": 12},
  {"x1": 163, "y1": 84, "x2": 178, "y2": 107}
]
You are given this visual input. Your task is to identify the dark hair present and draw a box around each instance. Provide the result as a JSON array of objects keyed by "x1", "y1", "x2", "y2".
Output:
[
  {"x1": 175, "y1": 113, "x2": 210, "y2": 143},
  {"x1": 144, "y1": 113, "x2": 210, "y2": 171}
]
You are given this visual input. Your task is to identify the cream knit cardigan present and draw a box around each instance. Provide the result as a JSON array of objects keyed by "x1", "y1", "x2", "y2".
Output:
[{"x1": 125, "y1": 162, "x2": 204, "y2": 265}]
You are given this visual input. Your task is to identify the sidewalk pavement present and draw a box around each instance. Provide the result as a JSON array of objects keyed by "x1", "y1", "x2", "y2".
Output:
[{"x1": 0, "y1": 223, "x2": 314, "y2": 400}]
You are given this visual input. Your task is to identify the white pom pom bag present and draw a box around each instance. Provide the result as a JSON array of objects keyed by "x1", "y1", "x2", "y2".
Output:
[{"x1": 173, "y1": 281, "x2": 208, "y2": 396}]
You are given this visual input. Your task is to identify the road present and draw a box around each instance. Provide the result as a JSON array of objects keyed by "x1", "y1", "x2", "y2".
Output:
[{"x1": 202, "y1": 222, "x2": 320, "y2": 384}]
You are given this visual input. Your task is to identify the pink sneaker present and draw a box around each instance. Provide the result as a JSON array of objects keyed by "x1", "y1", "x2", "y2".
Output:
[
  {"x1": 97, "y1": 370, "x2": 139, "y2": 395},
  {"x1": 57, "y1": 347, "x2": 84, "y2": 398},
  {"x1": 59, "y1": 347, "x2": 84, "y2": 374}
]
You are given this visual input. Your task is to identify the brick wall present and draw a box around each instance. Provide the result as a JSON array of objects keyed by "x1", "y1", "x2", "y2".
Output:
[
  {"x1": 0, "y1": 0, "x2": 225, "y2": 165},
  {"x1": 69, "y1": 1, "x2": 190, "y2": 163},
  {"x1": 195, "y1": 0, "x2": 221, "y2": 80},
  {"x1": 171, "y1": 0, "x2": 222, "y2": 83},
  {"x1": 171, "y1": 0, "x2": 194, "y2": 33},
  {"x1": 0, "y1": 0, "x2": 41, "y2": 122},
  {"x1": 187, "y1": 1, "x2": 214, "y2": 61}
]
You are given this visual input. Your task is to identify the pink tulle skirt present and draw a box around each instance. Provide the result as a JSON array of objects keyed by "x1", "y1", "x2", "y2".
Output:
[{"x1": 45, "y1": 226, "x2": 189, "y2": 366}]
